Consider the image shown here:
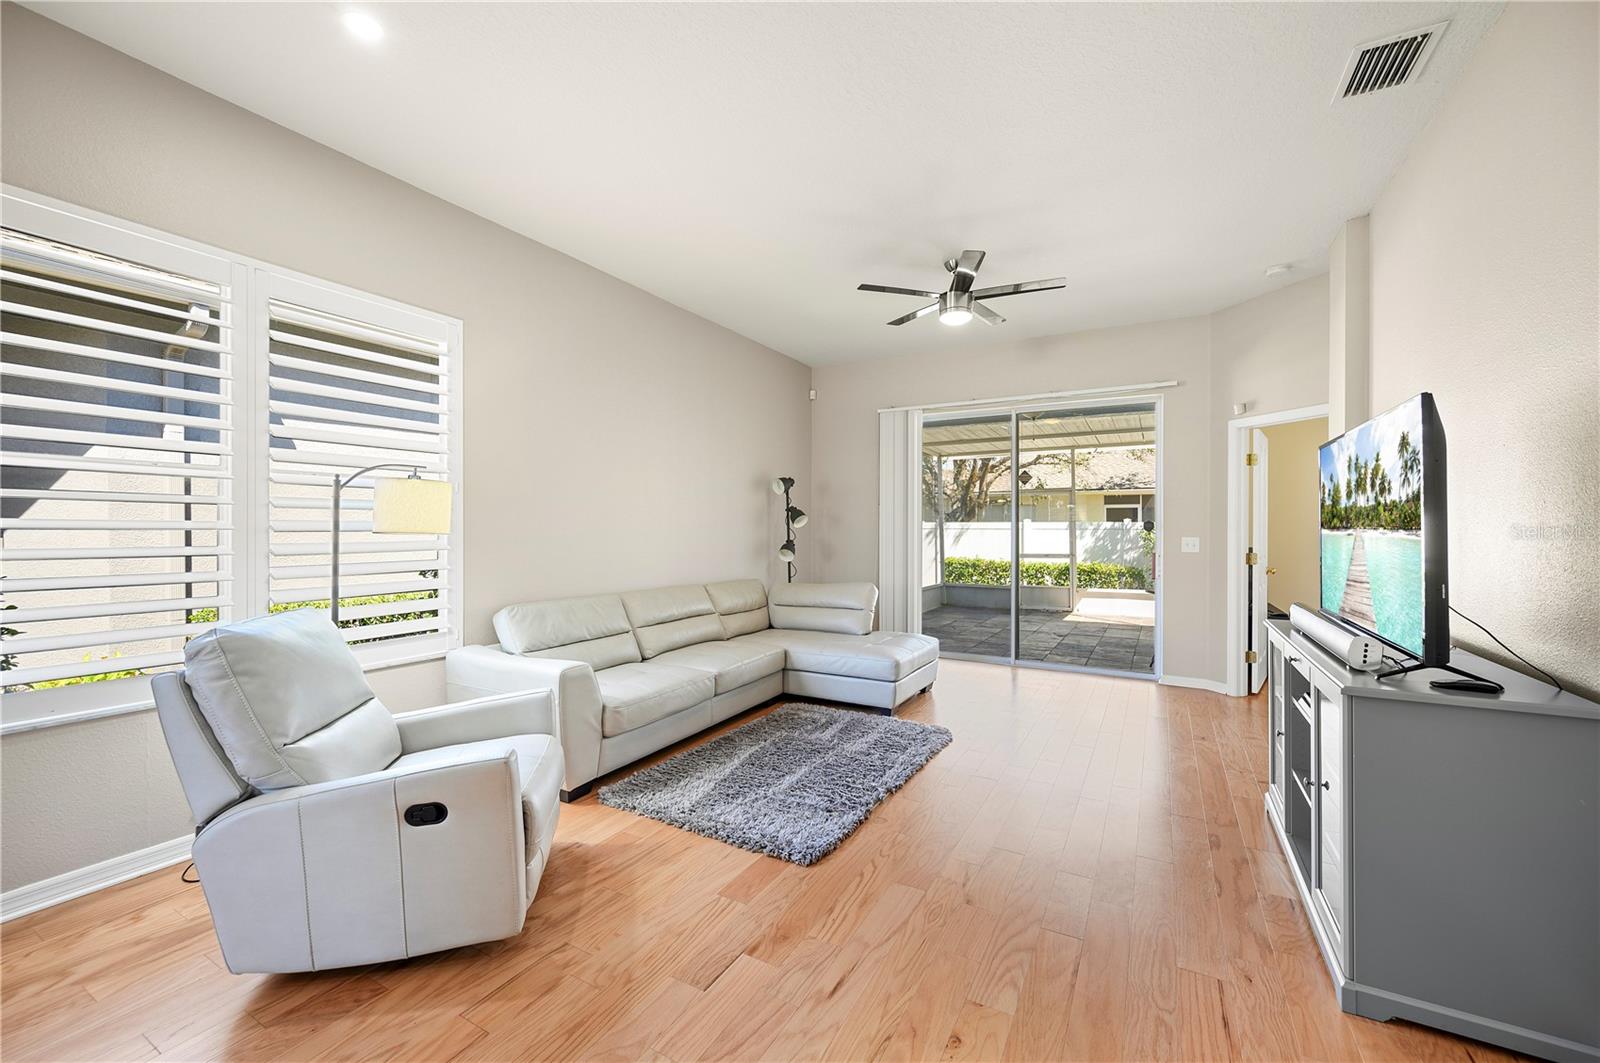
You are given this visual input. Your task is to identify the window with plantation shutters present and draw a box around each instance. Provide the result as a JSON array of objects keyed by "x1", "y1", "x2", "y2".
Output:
[
  {"x1": 0, "y1": 189, "x2": 462, "y2": 731},
  {"x1": 0, "y1": 219, "x2": 237, "y2": 694},
  {"x1": 260, "y1": 275, "x2": 456, "y2": 659}
]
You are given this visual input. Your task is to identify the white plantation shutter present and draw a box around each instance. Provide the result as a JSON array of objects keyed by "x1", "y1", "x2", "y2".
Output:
[
  {"x1": 0, "y1": 191, "x2": 463, "y2": 730},
  {"x1": 259, "y1": 273, "x2": 458, "y2": 661},
  {"x1": 1, "y1": 216, "x2": 239, "y2": 690}
]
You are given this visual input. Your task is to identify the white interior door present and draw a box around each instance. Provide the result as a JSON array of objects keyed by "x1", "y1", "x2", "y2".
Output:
[{"x1": 1248, "y1": 428, "x2": 1270, "y2": 692}]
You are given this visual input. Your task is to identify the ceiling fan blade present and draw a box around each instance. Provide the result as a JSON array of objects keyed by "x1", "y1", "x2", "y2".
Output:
[
  {"x1": 858, "y1": 283, "x2": 941, "y2": 298},
  {"x1": 887, "y1": 302, "x2": 939, "y2": 326},
  {"x1": 972, "y1": 277, "x2": 1067, "y2": 300},
  {"x1": 972, "y1": 301, "x2": 1006, "y2": 326},
  {"x1": 948, "y1": 250, "x2": 986, "y2": 292}
]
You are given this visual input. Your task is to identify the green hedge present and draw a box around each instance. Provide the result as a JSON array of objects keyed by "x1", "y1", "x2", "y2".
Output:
[
  {"x1": 16, "y1": 593, "x2": 439, "y2": 691},
  {"x1": 185, "y1": 592, "x2": 437, "y2": 627},
  {"x1": 29, "y1": 666, "x2": 142, "y2": 690},
  {"x1": 943, "y1": 555, "x2": 1147, "y2": 590}
]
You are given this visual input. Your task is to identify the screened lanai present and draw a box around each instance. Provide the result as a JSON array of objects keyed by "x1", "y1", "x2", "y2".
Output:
[{"x1": 921, "y1": 403, "x2": 1158, "y2": 674}]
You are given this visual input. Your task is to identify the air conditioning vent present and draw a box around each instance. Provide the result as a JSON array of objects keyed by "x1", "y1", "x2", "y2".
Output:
[{"x1": 1337, "y1": 21, "x2": 1448, "y2": 99}]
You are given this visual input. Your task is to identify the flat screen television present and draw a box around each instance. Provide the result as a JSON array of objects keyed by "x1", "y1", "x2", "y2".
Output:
[{"x1": 1318, "y1": 393, "x2": 1448, "y2": 666}]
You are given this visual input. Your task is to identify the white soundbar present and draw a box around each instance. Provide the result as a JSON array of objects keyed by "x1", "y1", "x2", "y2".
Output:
[{"x1": 1289, "y1": 603, "x2": 1383, "y2": 671}]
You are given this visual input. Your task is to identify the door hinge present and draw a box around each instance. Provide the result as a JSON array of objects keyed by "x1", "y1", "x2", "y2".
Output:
[
  {"x1": 1245, "y1": 452, "x2": 1259, "y2": 467},
  {"x1": 1245, "y1": 550, "x2": 1259, "y2": 566},
  {"x1": 1245, "y1": 650, "x2": 1259, "y2": 664}
]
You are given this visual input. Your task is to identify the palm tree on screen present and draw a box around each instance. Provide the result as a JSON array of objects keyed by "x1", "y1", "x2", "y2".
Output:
[{"x1": 1397, "y1": 431, "x2": 1421, "y2": 500}]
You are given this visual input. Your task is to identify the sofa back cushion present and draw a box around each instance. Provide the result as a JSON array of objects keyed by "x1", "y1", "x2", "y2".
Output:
[
  {"x1": 494, "y1": 594, "x2": 641, "y2": 671},
  {"x1": 182, "y1": 609, "x2": 400, "y2": 791},
  {"x1": 706, "y1": 579, "x2": 770, "y2": 638},
  {"x1": 768, "y1": 582, "x2": 878, "y2": 636},
  {"x1": 622, "y1": 584, "x2": 725, "y2": 658}
]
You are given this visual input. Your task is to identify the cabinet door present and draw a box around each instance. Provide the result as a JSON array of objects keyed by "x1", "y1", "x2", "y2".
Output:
[
  {"x1": 1312, "y1": 670, "x2": 1345, "y2": 939},
  {"x1": 1267, "y1": 637, "x2": 1286, "y2": 806}
]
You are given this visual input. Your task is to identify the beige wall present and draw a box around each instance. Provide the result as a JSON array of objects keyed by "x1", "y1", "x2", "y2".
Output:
[
  {"x1": 1367, "y1": 2, "x2": 1598, "y2": 699},
  {"x1": 811, "y1": 274, "x2": 1329, "y2": 685},
  {"x1": 0, "y1": 6, "x2": 811, "y2": 892},
  {"x1": 1259, "y1": 418, "x2": 1329, "y2": 612}
]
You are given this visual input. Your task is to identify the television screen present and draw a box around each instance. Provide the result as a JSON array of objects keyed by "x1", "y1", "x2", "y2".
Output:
[{"x1": 1319, "y1": 395, "x2": 1441, "y2": 659}]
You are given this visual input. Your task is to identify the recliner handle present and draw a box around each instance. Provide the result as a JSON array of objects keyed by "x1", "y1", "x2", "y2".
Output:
[{"x1": 404, "y1": 802, "x2": 449, "y2": 827}]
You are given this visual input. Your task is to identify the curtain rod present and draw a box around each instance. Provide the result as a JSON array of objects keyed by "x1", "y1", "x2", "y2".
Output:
[{"x1": 877, "y1": 380, "x2": 1180, "y2": 414}]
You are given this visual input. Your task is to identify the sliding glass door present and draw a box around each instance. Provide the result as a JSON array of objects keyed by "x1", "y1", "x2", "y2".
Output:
[
  {"x1": 920, "y1": 411, "x2": 1016, "y2": 659},
  {"x1": 920, "y1": 399, "x2": 1158, "y2": 676},
  {"x1": 1015, "y1": 405, "x2": 1157, "y2": 672}
]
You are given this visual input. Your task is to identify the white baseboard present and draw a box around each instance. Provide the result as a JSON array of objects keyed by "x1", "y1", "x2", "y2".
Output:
[
  {"x1": 0, "y1": 835, "x2": 192, "y2": 923},
  {"x1": 1159, "y1": 673, "x2": 1233, "y2": 695}
]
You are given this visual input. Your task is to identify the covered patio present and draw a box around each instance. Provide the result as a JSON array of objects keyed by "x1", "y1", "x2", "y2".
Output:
[
  {"x1": 922, "y1": 596, "x2": 1155, "y2": 671},
  {"x1": 921, "y1": 404, "x2": 1158, "y2": 674}
]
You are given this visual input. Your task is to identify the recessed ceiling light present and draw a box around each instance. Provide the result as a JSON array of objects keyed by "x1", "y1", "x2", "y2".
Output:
[
  {"x1": 1264, "y1": 263, "x2": 1293, "y2": 278},
  {"x1": 341, "y1": 11, "x2": 384, "y2": 44}
]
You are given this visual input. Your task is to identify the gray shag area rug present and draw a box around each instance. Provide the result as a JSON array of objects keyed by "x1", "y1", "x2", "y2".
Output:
[{"x1": 597, "y1": 703, "x2": 952, "y2": 865}]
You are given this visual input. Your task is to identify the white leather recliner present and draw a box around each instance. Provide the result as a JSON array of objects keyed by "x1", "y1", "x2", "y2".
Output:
[{"x1": 151, "y1": 609, "x2": 562, "y2": 974}]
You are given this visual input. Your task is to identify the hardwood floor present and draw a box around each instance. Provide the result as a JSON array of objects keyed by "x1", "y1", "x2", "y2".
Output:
[{"x1": 1, "y1": 660, "x2": 1526, "y2": 1062}]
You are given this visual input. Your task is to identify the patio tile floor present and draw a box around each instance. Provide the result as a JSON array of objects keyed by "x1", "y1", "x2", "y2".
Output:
[{"x1": 921, "y1": 604, "x2": 1155, "y2": 674}]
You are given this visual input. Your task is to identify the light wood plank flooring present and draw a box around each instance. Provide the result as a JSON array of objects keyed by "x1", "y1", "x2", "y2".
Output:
[{"x1": 1, "y1": 660, "x2": 1527, "y2": 1062}]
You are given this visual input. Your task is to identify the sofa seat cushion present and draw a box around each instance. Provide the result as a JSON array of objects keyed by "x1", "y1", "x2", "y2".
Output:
[
  {"x1": 737, "y1": 630, "x2": 939, "y2": 683},
  {"x1": 652, "y1": 640, "x2": 785, "y2": 694},
  {"x1": 595, "y1": 662, "x2": 715, "y2": 737},
  {"x1": 391, "y1": 734, "x2": 561, "y2": 865}
]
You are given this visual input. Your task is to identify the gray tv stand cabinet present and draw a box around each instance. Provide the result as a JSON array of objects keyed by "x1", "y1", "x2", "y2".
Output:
[{"x1": 1264, "y1": 619, "x2": 1599, "y2": 1062}]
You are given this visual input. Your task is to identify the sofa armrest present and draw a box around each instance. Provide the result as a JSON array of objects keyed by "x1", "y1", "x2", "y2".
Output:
[
  {"x1": 194, "y1": 748, "x2": 526, "y2": 973},
  {"x1": 445, "y1": 645, "x2": 603, "y2": 791},
  {"x1": 393, "y1": 689, "x2": 554, "y2": 753}
]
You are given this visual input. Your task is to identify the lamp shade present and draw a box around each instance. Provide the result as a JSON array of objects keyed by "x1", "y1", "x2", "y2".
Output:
[{"x1": 373, "y1": 477, "x2": 452, "y2": 534}]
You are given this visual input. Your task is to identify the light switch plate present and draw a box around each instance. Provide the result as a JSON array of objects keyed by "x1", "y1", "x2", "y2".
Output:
[{"x1": 1181, "y1": 537, "x2": 1201, "y2": 553}]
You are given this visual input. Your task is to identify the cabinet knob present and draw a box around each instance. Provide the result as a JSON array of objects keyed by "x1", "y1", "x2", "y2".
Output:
[
  {"x1": 1320, "y1": 780, "x2": 1331, "y2": 790},
  {"x1": 1275, "y1": 730, "x2": 1284, "y2": 738}
]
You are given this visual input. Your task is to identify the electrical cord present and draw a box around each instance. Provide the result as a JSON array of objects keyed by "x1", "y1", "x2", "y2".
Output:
[
  {"x1": 180, "y1": 862, "x2": 200, "y2": 884},
  {"x1": 1449, "y1": 605, "x2": 1564, "y2": 693}
]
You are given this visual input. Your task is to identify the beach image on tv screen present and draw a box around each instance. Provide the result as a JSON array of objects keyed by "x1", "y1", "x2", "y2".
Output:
[{"x1": 1319, "y1": 398, "x2": 1425, "y2": 657}]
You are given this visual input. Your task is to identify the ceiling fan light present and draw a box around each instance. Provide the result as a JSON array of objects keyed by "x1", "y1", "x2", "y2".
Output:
[{"x1": 938, "y1": 290, "x2": 974, "y2": 326}]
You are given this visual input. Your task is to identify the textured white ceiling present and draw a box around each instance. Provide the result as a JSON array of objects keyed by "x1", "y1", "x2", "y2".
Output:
[{"x1": 28, "y1": 2, "x2": 1502, "y2": 365}]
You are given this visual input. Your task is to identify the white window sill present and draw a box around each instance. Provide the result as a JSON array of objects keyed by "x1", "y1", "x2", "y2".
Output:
[{"x1": 0, "y1": 647, "x2": 451, "y2": 736}]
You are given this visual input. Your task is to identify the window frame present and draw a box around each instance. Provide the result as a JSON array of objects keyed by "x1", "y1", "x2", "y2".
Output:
[{"x1": 1, "y1": 186, "x2": 465, "y2": 734}]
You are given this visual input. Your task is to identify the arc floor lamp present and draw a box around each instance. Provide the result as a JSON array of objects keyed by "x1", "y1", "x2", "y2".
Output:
[
  {"x1": 330, "y1": 464, "x2": 452, "y2": 624},
  {"x1": 771, "y1": 476, "x2": 807, "y2": 583}
]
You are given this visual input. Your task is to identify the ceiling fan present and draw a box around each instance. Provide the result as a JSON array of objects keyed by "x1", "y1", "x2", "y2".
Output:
[{"x1": 858, "y1": 250, "x2": 1066, "y2": 327}]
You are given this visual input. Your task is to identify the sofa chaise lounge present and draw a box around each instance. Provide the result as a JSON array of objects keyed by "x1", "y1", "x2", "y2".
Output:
[{"x1": 445, "y1": 580, "x2": 938, "y2": 799}]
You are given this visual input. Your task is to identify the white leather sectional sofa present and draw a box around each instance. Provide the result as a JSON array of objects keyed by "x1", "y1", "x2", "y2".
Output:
[{"x1": 445, "y1": 580, "x2": 939, "y2": 799}]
